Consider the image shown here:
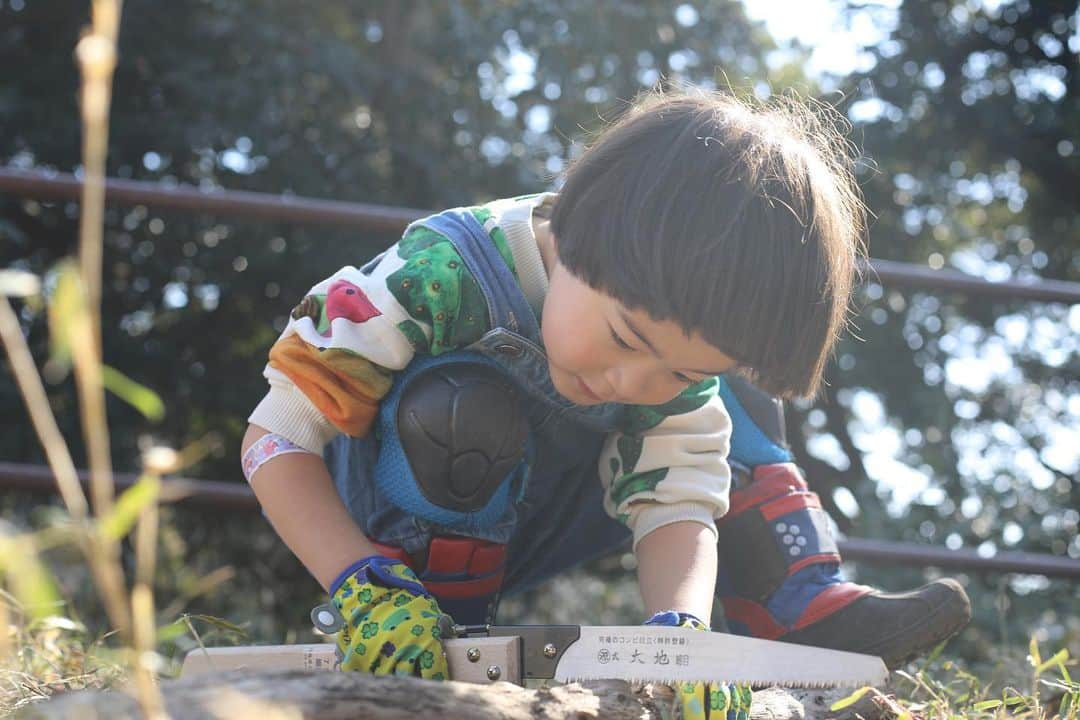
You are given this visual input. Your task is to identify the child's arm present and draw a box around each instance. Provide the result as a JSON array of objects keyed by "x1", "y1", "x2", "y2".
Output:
[
  {"x1": 601, "y1": 378, "x2": 732, "y2": 548},
  {"x1": 244, "y1": 425, "x2": 449, "y2": 681},
  {"x1": 600, "y1": 379, "x2": 732, "y2": 622},
  {"x1": 634, "y1": 520, "x2": 718, "y2": 624},
  {"x1": 246, "y1": 219, "x2": 512, "y2": 589},
  {"x1": 242, "y1": 423, "x2": 378, "y2": 591}
]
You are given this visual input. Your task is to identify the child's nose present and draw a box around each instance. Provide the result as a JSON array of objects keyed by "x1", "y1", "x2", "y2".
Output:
[{"x1": 606, "y1": 363, "x2": 656, "y2": 402}]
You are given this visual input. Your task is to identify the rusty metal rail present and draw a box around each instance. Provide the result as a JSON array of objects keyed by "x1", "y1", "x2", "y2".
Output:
[
  {"x1": 2, "y1": 167, "x2": 1078, "y2": 304},
  {"x1": 1, "y1": 462, "x2": 1077, "y2": 580},
  {"x1": 2, "y1": 168, "x2": 1079, "y2": 580},
  {"x1": 0, "y1": 462, "x2": 256, "y2": 512},
  {"x1": 0, "y1": 167, "x2": 426, "y2": 234}
]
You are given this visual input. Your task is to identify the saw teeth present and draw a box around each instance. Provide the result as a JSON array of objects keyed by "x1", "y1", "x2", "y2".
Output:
[
  {"x1": 771, "y1": 679, "x2": 845, "y2": 689},
  {"x1": 559, "y1": 676, "x2": 866, "y2": 689}
]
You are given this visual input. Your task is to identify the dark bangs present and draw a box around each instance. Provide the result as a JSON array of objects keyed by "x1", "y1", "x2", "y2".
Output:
[{"x1": 550, "y1": 91, "x2": 864, "y2": 398}]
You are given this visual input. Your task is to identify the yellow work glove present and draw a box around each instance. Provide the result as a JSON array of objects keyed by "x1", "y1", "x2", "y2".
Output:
[
  {"x1": 643, "y1": 611, "x2": 753, "y2": 720},
  {"x1": 311, "y1": 555, "x2": 450, "y2": 679}
]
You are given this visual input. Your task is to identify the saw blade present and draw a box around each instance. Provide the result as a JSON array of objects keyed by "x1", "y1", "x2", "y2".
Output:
[{"x1": 552, "y1": 626, "x2": 889, "y2": 688}]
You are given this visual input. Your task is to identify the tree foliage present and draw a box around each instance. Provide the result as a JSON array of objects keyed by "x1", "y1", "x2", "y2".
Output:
[
  {"x1": 823, "y1": 0, "x2": 1078, "y2": 654},
  {"x1": 0, "y1": 0, "x2": 1075, "y2": 654}
]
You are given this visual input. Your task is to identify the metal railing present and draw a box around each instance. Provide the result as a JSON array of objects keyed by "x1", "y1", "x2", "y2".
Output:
[
  {"x1": 2, "y1": 167, "x2": 1078, "y2": 304},
  {"x1": 1, "y1": 460, "x2": 1077, "y2": 580},
  {"x1": 2, "y1": 167, "x2": 1078, "y2": 581}
]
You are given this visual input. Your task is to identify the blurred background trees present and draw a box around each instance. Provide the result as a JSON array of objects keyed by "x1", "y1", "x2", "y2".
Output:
[{"x1": 1, "y1": 0, "x2": 1075, "y2": 661}]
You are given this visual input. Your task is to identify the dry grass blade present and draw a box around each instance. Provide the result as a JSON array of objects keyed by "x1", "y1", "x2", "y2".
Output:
[
  {"x1": 0, "y1": 270, "x2": 41, "y2": 299},
  {"x1": 1, "y1": 1, "x2": 167, "y2": 715},
  {"x1": 0, "y1": 297, "x2": 89, "y2": 521},
  {"x1": 0, "y1": 293, "x2": 131, "y2": 637},
  {"x1": 130, "y1": 470, "x2": 166, "y2": 718},
  {"x1": 0, "y1": 598, "x2": 125, "y2": 716},
  {"x1": 71, "y1": 0, "x2": 131, "y2": 660},
  {"x1": 75, "y1": 0, "x2": 120, "y2": 355}
]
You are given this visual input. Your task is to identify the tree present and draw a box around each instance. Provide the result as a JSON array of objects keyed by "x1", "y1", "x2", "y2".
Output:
[{"x1": 789, "y1": 0, "x2": 1077, "y2": 657}]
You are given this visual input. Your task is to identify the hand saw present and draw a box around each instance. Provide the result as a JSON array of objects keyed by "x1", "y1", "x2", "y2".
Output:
[{"x1": 181, "y1": 624, "x2": 888, "y2": 688}]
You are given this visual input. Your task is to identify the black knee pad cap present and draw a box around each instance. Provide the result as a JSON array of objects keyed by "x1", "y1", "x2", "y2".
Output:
[{"x1": 397, "y1": 363, "x2": 529, "y2": 513}]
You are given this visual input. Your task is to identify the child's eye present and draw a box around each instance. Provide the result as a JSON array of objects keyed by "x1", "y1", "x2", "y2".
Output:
[
  {"x1": 609, "y1": 326, "x2": 634, "y2": 351},
  {"x1": 673, "y1": 372, "x2": 694, "y2": 385}
]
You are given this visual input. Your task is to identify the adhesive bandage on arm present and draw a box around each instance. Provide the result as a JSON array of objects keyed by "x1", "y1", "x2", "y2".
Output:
[{"x1": 242, "y1": 432, "x2": 315, "y2": 484}]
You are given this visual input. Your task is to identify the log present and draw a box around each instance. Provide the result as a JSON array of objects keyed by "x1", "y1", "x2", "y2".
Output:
[{"x1": 16, "y1": 670, "x2": 890, "y2": 720}]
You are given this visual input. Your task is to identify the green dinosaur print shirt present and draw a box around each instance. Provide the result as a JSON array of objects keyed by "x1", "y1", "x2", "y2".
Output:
[{"x1": 250, "y1": 193, "x2": 732, "y2": 548}]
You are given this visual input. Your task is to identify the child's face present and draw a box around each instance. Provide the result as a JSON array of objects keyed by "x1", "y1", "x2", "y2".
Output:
[{"x1": 540, "y1": 258, "x2": 739, "y2": 406}]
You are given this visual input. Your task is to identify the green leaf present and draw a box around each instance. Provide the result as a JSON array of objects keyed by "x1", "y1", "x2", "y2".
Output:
[
  {"x1": 155, "y1": 618, "x2": 192, "y2": 644},
  {"x1": 46, "y1": 260, "x2": 87, "y2": 372},
  {"x1": 101, "y1": 364, "x2": 165, "y2": 421},
  {"x1": 829, "y1": 686, "x2": 872, "y2": 711},
  {"x1": 0, "y1": 533, "x2": 62, "y2": 621},
  {"x1": 918, "y1": 639, "x2": 947, "y2": 671},
  {"x1": 971, "y1": 699, "x2": 1002, "y2": 711},
  {"x1": 1034, "y1": 648, "x2": 1069, "y2": 677},
  {"x1": 99, "y1": 474, "x2": 160, "y2": 541},
  {"x1": 180, "y1": 613, "x2": 249, "y2": 639}
]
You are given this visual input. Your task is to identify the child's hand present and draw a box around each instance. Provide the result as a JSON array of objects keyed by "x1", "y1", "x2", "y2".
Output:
[
  {"x1": 643, "y1": 611, "x2": 753, "y2": 719},
  {"x1": 312, "y1": 556, "x2": 449, "y2": 680}
]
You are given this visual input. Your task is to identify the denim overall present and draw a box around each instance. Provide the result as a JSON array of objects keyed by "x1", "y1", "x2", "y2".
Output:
[{"x1": 323, "y1": 208, "x2": 632, "y2": 624}]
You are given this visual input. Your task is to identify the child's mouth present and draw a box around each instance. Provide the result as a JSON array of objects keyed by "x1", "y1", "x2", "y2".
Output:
[{"x1": 577, "y1": 377, "x2": 602, "y2": 402}]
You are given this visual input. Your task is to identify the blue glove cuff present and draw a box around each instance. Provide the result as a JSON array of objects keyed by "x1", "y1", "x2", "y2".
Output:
[
  {"x1": 329, "y1": 554, "x2": 431, "y2": 598},
  {"x1": 644, "y1": 610, "x2": 710, "y2": 631}
]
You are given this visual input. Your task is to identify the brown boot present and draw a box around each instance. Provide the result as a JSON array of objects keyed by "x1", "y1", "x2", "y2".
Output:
[
  {"x1": 778, "y1": 578, "x2": 971, "y2": 668},
  {"x1": 716, "y1": 463, "x2": 971, "y2": 669}
]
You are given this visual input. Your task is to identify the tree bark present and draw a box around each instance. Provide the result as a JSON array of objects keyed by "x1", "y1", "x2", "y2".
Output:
[{"x1": 16, "y1": 670, "x2": 891, "y2": 720}]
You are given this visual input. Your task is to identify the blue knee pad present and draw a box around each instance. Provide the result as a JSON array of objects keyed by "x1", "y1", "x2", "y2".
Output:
[{"x1": 373, "y1": 351, "x2": 531, "y2": 531}]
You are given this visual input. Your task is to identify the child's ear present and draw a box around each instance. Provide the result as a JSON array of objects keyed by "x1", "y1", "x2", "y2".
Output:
[
  {"x1": 547, "y1": 226, "x2": 559, "y2": 248},
  {"x1": 536, "y1": 223, "x2": 559, "y2": 273}
]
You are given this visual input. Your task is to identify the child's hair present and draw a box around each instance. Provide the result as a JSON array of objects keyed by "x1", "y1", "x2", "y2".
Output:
[{"x1": 550, "y1": 87, "x2": 867, "y2": 399}]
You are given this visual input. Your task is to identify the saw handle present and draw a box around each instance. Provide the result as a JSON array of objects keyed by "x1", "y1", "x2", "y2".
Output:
[
  {"x1": 486, "y1": 625, "x2": 581, "y2": 679},
  {"x1": 181, "y1": 625, "x2": 583, "y2": 685},
  {"x1": 181, "y1": 637, "x2": 523, "y2": 684}
]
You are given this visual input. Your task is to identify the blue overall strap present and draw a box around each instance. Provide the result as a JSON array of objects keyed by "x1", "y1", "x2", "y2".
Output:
[
  {"x1": 717, "y1": 375, "x2": 792, "y2": 467},
  {"x1": 406, "y1": 208, "x2": 541, "y2": 341},
  {"x1": 370, "y1": 207, "x2": 543, "y2": 625},
  {"x1": 373, "y1": 206, "x2": 543, "y2": 530}
]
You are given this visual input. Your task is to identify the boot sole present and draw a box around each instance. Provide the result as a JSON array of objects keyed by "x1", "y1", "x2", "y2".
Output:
[
  {"x1": 782, "y1": 578, "x2": 973, "y2": 669},
  {"x1": 860, "y1": 578, "x2": 972, "y2": 668}
]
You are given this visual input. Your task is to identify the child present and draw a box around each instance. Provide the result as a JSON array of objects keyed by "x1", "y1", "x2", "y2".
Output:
[{"x1": 241, "y1": 88, "x2": 969, "y2": 713}]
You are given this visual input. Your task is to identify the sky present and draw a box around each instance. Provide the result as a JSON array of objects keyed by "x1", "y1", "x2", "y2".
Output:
[{"x1": 739, "y1": 0, "x2": 900, "y2": 78}]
